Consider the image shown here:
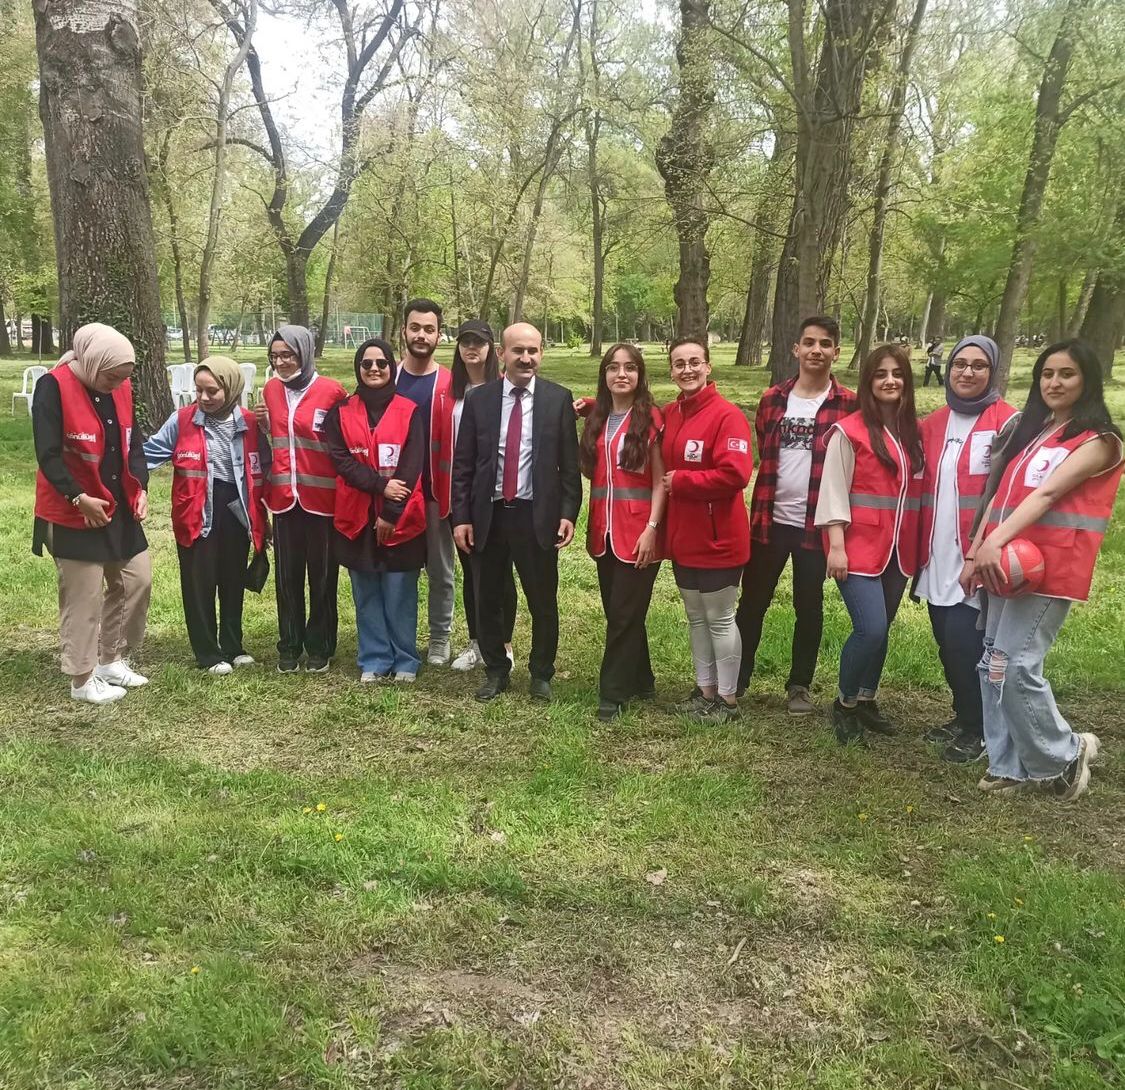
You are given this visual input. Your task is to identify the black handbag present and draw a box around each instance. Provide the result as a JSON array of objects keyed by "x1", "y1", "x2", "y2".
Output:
[{"x1": 245, "y1": 547, "x2": 270, "y2": 593}]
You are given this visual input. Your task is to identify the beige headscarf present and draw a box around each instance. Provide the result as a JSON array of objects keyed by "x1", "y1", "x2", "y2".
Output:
[
  {"x1": 194, "y1": 356, "x2": 245, "y2": 417},
  {"x1": 65, "y1": 323, "x2": 136, "y2": 389}
]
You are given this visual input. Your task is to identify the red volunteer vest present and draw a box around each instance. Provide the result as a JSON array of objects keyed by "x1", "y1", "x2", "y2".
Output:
[
  {"x1": 587, "y1": 407, "x2": 664, "y2": 561},
  {"x1": 984, "y1": 424, "x2": 1124, "y2": 602},
  {"x1": 429, "y1": 367, "x2": 455, "y2": 518},
  {"x1": 915, "y1": 401, "x2": 1017, "y2": 566},
  {"x1": 828, "y1": 411, "x2": 916, "y2": 577},
  {"x1": 34, "y1": 363, "x2": 144, "y2": 528},
  {"x1": 262, "y1": 375, "x2": 347, "y2": 515},
  {"x1": 333, "y1": 394, "x2": 427, "y2": 547},
  {"x1": 171, "y1": 405, "x2": 268, "y2": 552}
]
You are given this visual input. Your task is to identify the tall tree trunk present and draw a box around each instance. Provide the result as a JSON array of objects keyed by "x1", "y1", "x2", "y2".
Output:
[
  {"x1": 918, "y1": 291, "x2": 933, "y2": 346},
  {"x1": 32, "y1": 314, "x2": 55, "y2": 354},
  {"x1": 851, "y1": 0, "x2": 928, "y2": 369},
  {"x1": 33, "y1": 0, "x2": 171, "y2": 428},
  {"x1": 992, "y1": 0, "x2": 1086, "y2": 391},
  {"x1": 156, "y1": 132, "x2": 192, "y2": 362},
  {"x1": 1068, "y1": 266, "x2": 1099, "y2": 335},
  {"x1": 0, "y1": 296, "x2": 11, "y2": 357},
  {"x1": 768, "y1": 0, "x2": 887, "y2": 382},
  {"x1": 512, "y1": 130, "x2": 566, "y2": 323},
  {"x1": 588, "y1": 110, "x2": 605, "y2": 357},
  {"x1": 656, "y1": 0, "x2": 714, "y2": 342},
  {"x1": 315, "y1": 220, "x2": 341, "y2": 358},
  {"x1": 1079, "y1": 271, "x2": 1124, "y2": 377}
]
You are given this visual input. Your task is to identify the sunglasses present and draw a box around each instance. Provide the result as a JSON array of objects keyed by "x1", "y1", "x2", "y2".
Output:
[{"x1": 359, "y1": 357, "x2": 391, "y2": 371}]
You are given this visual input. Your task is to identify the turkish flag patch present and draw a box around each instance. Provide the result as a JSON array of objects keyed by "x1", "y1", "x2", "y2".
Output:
[{"x1": 727, "y1": 438, "x2": 748, "y2": 453}]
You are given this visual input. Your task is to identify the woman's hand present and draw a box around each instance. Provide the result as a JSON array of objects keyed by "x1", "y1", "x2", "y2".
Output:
[
  {"x1": 661, "y1": 470, "x2": 676, "y2": 494},
  {"x1": 375, "y1": 517, "x2": 395, "y2": 545},
  {"x1": 958, "y1": 557, "x2": 977, "y2": 598},
  {"x1": 826, "y1": 545, "x2": 849, "y2": 582},
  {"x1": 134, "y1": 490, "x2": 148, "y2": 521},
  {"x1": 383, "y1": 479, "x2": 410, "y2": 503},
  {"x1": 75, "y1": 493, "x2": 111, "y2": 528},
  {"x1": 253, "y1": 401, "x2": 269, "y2": 428},
  {"x1": 634, "y1": 526, "x2": 658, "y2": 568},
  {"x1": 974, "y1": 537, "x2": 1007, "y2": 595}
]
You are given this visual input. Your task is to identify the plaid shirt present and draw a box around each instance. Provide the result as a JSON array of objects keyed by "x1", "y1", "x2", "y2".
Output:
[{"x1": 748, "y1": 373, "x2": 858, "y2": 549}]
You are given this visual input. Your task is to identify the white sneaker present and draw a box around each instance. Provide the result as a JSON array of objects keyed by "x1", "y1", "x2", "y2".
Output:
[
  {"x1": 71, "y1": 674, "x2": 127, "y2": 704},
  {"x1": 1079, "y1": 732, "x2": 1101, "y2": 764},
  {"x1": 232, "y1": 654, "x2": 255, "y2": 668},
  {"x1": 95, "y1": 660, "x2": 148, "y2": 688},
  {"x1": 427, "y1": 639, "x2": 451, "y2": 666},
  {"x1": 394, "y1": 671, "x2": 417, "y2": 683},
  {"x1": 208, "y1": 662, "x2": 233, "y2": 676},
  {"x1": 450, "y1": 641, "x2": 483, "y2": 671},
  {"x1": 360, "y1": 671, "x2": 385, "y2": 683}
]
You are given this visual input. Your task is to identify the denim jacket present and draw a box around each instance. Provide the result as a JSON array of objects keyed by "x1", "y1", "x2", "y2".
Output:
[{"x1": 144, "y1": 408, "x2": 271, "y2": 538}]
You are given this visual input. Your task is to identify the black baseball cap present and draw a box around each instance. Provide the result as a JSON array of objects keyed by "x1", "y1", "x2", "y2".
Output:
[{"x1": 456, "y1": 319, "x2": 494, "y2": 341}]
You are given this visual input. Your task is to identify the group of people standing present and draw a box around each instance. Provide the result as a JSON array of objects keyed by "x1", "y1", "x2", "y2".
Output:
[{"x1": 31, "y1": 308, "x2": 1122, "y2": 803}]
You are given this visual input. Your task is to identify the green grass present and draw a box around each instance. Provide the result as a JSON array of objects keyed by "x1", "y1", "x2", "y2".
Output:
[{"x1": 1, "y1": 344, "x2": 1124, "y2": 1089}]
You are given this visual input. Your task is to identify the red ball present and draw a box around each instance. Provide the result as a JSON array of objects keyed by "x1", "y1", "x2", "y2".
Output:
[{"x1": 995, "y1": 537, "x2": 1046, "y2": 597}]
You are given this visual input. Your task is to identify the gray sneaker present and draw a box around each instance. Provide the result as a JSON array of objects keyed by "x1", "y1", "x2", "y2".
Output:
[
  {"x1": 701, "y1": 700, "x2": 740, "y2": 724},
  {"x1": 786, "y1": 685, "x2": 815, "y2": 715},
  {"x1": 427, "y1": 639, "x2": 451, "y2": 666}
]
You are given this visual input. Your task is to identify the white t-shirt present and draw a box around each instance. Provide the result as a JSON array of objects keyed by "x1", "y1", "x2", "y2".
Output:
[
  {"x1": 915, "y1": 410, "x2": 978, "y2": 608},
  {"x1": 773, "y1": 387, "x2": 830, "y2": 528}
]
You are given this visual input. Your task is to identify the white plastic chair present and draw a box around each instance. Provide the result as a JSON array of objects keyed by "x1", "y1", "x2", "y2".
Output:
[
  {"x1": 167, "y1": 363, "x2": 194, "y2": 408},
  {"x1": 238, "y1": 362, "x2": 257, "y2": 408},
  {"x1": 12, "y1": 365, "x2": 48, "y2": 415}
]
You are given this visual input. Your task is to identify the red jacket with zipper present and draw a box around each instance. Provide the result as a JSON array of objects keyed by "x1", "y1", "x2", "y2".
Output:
[{"x1": 660, "y1": 382, "x2": 753, "y2": 568}]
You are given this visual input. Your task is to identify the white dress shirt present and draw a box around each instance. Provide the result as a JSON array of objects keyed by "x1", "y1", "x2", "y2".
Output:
[{"x1": 494, "y1": 375, "x2": 535, "y2": 500}]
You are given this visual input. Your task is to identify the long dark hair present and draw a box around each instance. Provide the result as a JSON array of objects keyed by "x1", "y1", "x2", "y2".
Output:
[
  {"x1": 579, "y1": 343, "x2": 655, "y2": 478},
  {"x1": 451, "y1": 336, "x2": 500, "y2": 400},
  {"x1": 857, "y1": 343, "x2": 923, "y2": 475},
  {"x1": 997, "y1": 339, "x2": 1122, "y2": 476}
]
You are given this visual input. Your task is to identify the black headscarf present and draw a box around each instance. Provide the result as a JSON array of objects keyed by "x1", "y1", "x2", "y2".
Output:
[
  {"x1": 270, "y1": 324, "x2": 317, "y2": 391},
  {"x1": 353, "y1": 337, "x2": 398, "y2": 416}
]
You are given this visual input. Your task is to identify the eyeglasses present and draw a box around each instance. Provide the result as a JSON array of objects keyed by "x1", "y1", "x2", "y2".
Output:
[
  {"x1": 268, "y1": 351, "x2": 297, "y2": 365},
  {"x1": 359, "y1": 358, "x2": 391, "y2": 371},
  {"x1": 950, "y1": 359, "x2": 991, "y2": 374},
  {"x1": 459, "y1": 337, "x2": 488, "y2": 348},
  {"x1": 671, "y1": 358, "x2": 707, "y2": 373}
]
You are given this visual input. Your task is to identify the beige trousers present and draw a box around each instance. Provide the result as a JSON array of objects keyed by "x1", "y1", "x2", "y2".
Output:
[{"x1": 54, "y1": 551, "x2": 152, "y2": 677}]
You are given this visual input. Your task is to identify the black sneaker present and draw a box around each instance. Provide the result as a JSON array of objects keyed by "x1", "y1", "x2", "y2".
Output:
[
  {"x1": 924, "y1": 719, "x2": 960, "y2": 744},
  {"x1": 942, "y1": 731, "x2": 986, "y2": 764},
  {"x1": 306, "y1": 658, "x2": 330, "y2": 674},
  {"x1": 832, "y1": 700, "x2": 866, "y2": 746},
  {"x1": 277, "y1": 659, "x2": 300, "y2": 674},
  {"x1": 702, "y1": 700, "x2": 740, "y2": 724},
  {"x1": 1046, "y1": 733, "x2": 1098, "y2": 803},
  {"x1": 597, "y1": 700, "x2": 623, "y2": 722},
  {"x1": 633, "y1": 686, "x2": 657, "y2": 702},
  {"x1": 855, "y1": 699, "x2": 897, "y2": 736}
]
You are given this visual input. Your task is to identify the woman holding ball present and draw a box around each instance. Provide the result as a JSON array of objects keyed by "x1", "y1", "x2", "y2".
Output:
[{"x1": 965, "y1": 340, "x2": 1123, "y2": 802}]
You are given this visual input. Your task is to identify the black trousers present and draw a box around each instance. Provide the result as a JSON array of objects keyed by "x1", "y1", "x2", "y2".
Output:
[
  {"x1": 273, "y1": 505, "x2": 339, "y2": 661},
  {"x1": 923, "y1": 362, "x2": 944, "y2": 387},
  {"x1": 735, "y1": 522, "x2": 826, "y2": 692},
  {"x1": 177, "y1": 480, "x2": 249, "y2": 668},
  {"x1": 476, "y1": 501, "x2": 558, "y2": 680},
  {"x1": 459, "y1": 544, "x2": 516, "y2": 643},
  {"x1": 927, "y1": 601, "x2": 984, "y2": 735},
  {"x1": 596, "y1": 546, "x2": 660, "y2": 703}
]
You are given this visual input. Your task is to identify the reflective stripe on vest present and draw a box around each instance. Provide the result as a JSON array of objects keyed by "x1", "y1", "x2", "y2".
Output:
[
  {"x1": 590, "y1": 485, "x2": 652, "y2": 501},
  {"x1": 991, "y1": 506, "x2": 1110, "y2": 533}
]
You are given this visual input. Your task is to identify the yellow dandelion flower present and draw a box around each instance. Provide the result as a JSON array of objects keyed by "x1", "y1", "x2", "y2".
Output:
[
  {"x1": 191, "y1": 965, "x2": 201, "y2": 974},
  {"x1": 1023, "y1": 835, "x2": 1033, "y2": 842},
  {"x1": 316, "y1": 802, "x2": 327, "y2": 812},
  {"x1": 987, "y1": 912, "x2": 997, "y2": 920},
  {"x1": 858, "y1": 812, "x2": 869, "y2": 823},
  {"x1": 994, "y1": 935, "x2": 1005, "y2": 944},
  {"x1": 334, "y1": 832, "x2": 344, "y2": 842},
  {"x1": 905, "y1": 805, "x2": 914, "y2": 814}
]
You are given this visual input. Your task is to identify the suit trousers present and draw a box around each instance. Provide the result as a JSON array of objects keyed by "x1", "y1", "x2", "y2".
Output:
[
  {"x1": 273, "y1": 505, "x2": 339, "y2": 662},
  {"x1": 177, "y1": 479, "x2": 250, "y2": 668},
  {"x1": 595, "y1": 547, "x2": 659, "y2": 704},
  {"x1": 476, "y1": 500, "x2": 558, "y2": 680}
]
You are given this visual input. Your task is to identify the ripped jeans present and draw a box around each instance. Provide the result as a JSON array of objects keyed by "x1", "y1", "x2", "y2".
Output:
[{"x1": 979, "y1": 592, "x2": 1078, "y2": 781}]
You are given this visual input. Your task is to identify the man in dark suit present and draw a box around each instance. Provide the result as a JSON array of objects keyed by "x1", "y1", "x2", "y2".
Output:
[{"x1": 452, "y1": 322, "x2": 581, "y2": 702}]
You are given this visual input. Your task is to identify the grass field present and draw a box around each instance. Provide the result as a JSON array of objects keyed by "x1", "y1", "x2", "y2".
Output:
[{"x1": 1, "y1": 343, "x2": 1123, "y2": 1089}]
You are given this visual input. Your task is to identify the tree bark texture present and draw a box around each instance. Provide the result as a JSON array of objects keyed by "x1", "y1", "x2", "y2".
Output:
[
  {"x1": 316, "y1": 219, "x2": 341, "y2": 358},
  {"x1": 1068, "y1": 265, "x2": 1099, "y2": 336},
  {"x1": 1080, "y1": 270, "x2": 1124, "y2": 377},
  {"x1": 0, "y1": 297, "x2": 10, "y2": 357},
  {"x1": 768, "y1": 0, "x2": 889, "y2": 382},
  {"x1": 850, "y1": 0, "x2": 928, "y2": 370},
  {"x1": 32, "y1": 0, "x2": 171, "y2": 429},
  {"x1": 992, "y1": 0, "x2": 1086, "y2": 392},
  {"x1": 32, "y1": 314, "x2": 55, "y2": 354},
  {"x1": 656, "y1": 0, "x2": 714, "y2": 344},
  {"x1": 156, "y1": 133, "x2": 192, "y2": 362}
]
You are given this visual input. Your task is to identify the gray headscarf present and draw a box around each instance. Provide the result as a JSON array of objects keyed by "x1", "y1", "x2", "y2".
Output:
[
  {"x1": 945, "y1": 335, "x2": 1002, "y2": 415},
  {"x1": 270, "y1": 324, "x2": 316, "y2": 391}
]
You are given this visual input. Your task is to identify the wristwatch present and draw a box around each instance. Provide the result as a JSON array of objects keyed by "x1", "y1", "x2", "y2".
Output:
[
  {"x1": 70, "y1": 494, "x2": 83, "y2": 507},
  {"x1": 647, "y1": 520, "x2": 659, "y2": 530}
]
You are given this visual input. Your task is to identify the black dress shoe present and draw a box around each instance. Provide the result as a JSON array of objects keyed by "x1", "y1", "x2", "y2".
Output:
[
  {"x1": 475, "y1": 674, "x2": 510, "y2": 702},
  {"x1": 833, "y1": 700, "x2": 867, "y2": 747},
  {"x1": 633, "y1": 687, "x2": 657, "y2": 701},
  {"x1": 529, "y1": 677, "x2": 552, "y2": 703},
  {"x1": 855, "y1": 699, "x2": 897, "y2": 736},
  {"x1": 597, "y1": 700, "x2": 623, "y2": 721}
]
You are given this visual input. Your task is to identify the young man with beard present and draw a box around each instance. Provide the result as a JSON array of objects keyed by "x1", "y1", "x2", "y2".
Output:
[
  {"x1": 735, "y1": 315, "x2": 857, "y2": 711},
  {"x1": 395, "y1": 298, "x2": 457, "y2": 666}
]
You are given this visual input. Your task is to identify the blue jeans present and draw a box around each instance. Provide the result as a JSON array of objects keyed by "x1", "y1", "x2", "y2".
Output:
[
  {"x1": 980, "y1": 593, "x2": 1078, "y2": 781},
  {"x1": 836, "y1": 564, "x2": 909, "y2": 702},
  {"x1": 349, "y1": 569, "x2": 421, "y2": 675}
]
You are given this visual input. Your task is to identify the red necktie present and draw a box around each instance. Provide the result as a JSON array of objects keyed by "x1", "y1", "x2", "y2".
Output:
[{"x1": 502, "y1": 387, "x2": 525, "y2": 502}]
